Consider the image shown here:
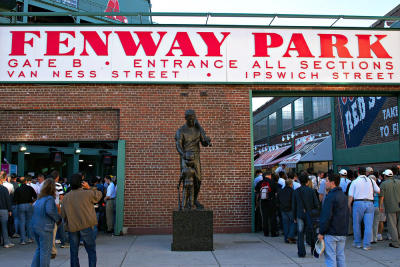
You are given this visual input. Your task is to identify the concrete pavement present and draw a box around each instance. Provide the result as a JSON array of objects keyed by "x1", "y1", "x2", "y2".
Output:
[{"x1": 1, "y1": 232, "x2": 398, "y2": 266}]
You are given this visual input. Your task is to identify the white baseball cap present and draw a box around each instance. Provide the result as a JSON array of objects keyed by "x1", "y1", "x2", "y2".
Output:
[
  {"x1": 383, "y1": 169, "x2": 393, "y2": 177},
  {"x1": 339, "y1": 169, "x2": 347, "y2": 176}
]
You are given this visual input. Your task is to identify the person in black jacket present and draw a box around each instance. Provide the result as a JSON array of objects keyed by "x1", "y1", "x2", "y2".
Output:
[
  {"x1": 255, "y1": 173, "x2": 279, "y2": 237},
  {"x1": 292, "y1": 173, "x2": 320, "y2": 258},
  {"x1": 278, "y1": 179, "x2": 296, "y2": 243},
  {"x1": 318, "y1": 173, "x2": 349, "y2": 267},
  {"x1": 14, "y1": 176, "x2": 37, "y2": 245},
  {"x1": 0, "y1": 182, "x2": 13, "y2": 248}
]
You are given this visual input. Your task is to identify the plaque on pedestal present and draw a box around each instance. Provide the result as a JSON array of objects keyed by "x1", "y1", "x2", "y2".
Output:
[{"x1": 171, "y1": 210, "x2": 213, "y2": 251}]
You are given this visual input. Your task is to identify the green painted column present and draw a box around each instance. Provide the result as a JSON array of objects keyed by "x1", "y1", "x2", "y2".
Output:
[
  {"x1": 5, "y1": 144, "x2": 11, "y2": 163},
  {"x1": 23, "y1": 0, "x2": 29, "y2": 23},
  {"x1": 398, "y1": 95, "x2": 400, "y2": 163},
  {"x1": 17, "y1": 144, "x2": 25, "y2": 176},
  {"x1": 249, "y1": 91, "x2": 255, "y2": 233},
  {"x1": 115, "y1": 140, "x2": 126, "y2": 236},
  {"x1": 72, "y1": 143, "x2": 79, "y2": 174},
  {"x1": 330, "y1": 97, "x2": 337, "y2": 172}
]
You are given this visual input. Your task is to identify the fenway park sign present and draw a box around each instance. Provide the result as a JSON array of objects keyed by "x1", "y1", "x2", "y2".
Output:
[{"x1": 0, "y1": 26, "x2": 399, "y2": 83}]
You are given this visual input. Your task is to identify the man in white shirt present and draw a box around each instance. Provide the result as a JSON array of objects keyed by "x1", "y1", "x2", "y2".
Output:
[
  {"x1": 317, "y1": 172, "x2": 327, "y2": 203},
  {"x1": 104, "y1": 176, "x2": 117, "y2": 233},
  {"x1": 36, "y1": 174, "x2": 45, "y2": 194},
  {"x1": 277, "y1": 171, "x2": 286, "y2": 189},
  {"x1": 348, "y1": 167, "x2": 380, "y2": 250},
  {"x1": 339, "y1": 169, "x2": 351, "y2": 193},
  {"x1": 275, "y1": 164, "x2": 287, "y2": 175}
]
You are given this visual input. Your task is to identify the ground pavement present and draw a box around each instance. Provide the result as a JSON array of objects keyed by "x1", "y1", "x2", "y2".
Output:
[{"x1": 1, "y1": 232, "x2": 398, "y2": 267}]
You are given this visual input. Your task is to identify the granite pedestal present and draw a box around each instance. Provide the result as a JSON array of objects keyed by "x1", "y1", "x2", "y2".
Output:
[{"x1": 171, "y1": 209, "x2": 213, "y2": 251}]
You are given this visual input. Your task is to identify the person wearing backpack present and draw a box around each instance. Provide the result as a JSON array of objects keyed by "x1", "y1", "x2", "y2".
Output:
[{"x1": 255, "y1": 173, "x2": 278, "y2": 237}]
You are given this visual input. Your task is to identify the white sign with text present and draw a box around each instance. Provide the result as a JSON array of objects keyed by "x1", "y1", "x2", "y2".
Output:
[{"x1": 1, "y1": 26, "x2": 400, "y2": 83}]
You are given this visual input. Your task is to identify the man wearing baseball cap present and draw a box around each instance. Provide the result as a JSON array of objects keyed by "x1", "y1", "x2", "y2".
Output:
[
  {"x1": 379, "y1": 169, "x2": 400, "y2": 248},
  {"x1": 339, "y1": 169, "x2": 350, "y2": 193}
]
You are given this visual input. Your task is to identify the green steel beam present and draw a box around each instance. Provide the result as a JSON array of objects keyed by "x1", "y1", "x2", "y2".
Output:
[
  {"x1": 72, "y1": 143, "x2": 79, "y2": 174},
  {"x1": 250, "y1": 90, "x2": 255, "y2": 233},
  {"x1": 330, "y1": 97, "x2": 337, "y2": 172},
  {"x1": 398, "y1": 95, "x2": 400, "y2": 164},
  {"x1": 115, "y1": 140, "x2": 126, "y2": 236},
  {"x1": 17, "y1": 143, "x2": 24, "y2": 176},
  {"x1": 335, "y1": 141, "x2": 399, "y2": 166},
  {"x1": 0, "y1": 11, "x2": 399, "y2": 21}
]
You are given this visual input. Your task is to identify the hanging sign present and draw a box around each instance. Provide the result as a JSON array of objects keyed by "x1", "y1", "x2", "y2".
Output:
[{"x1": 338, "y1": 97, "x2": 386, "y2": 148}]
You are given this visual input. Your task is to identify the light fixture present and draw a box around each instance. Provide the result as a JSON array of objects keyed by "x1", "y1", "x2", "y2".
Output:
[
  {"x1": 79, "y1": 159, "x2": 84, "y2": 162},
  {"x1": 75, "y1": 148, "x2": 81, "y2": 154},
  {"x1": 24, "y1": 152, "x2": 30, "y2": 155},
  {"x1": 281, "y1": 136, "x2": 285, "y2": 142},
  {"x1": 88, "y1": 164, "x2": 93, "y2": 167},
  {"x1": 19, "y1": 145, "x2": 27, "y2": 152}
]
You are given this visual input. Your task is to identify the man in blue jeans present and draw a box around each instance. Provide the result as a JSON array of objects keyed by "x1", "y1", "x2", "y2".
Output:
[
  {"x1": 348, "y1": 167, "x2": 380, "y2": 250},
  {"x1": 318, "y1": 173, "x2": 349, "y2": 267},
  {"x1": 61, "y1": 173, "x2": 102, "y2": 267}
]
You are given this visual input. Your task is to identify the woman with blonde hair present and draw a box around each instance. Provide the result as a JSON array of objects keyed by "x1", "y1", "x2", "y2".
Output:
[{"x1": 31, "y1": 178, "x2": 60, "y2": 267}]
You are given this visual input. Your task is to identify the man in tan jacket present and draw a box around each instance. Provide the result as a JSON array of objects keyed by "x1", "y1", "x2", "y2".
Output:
[{"x1": 61, "y1": 173, "x2": 102, "y2": 267}]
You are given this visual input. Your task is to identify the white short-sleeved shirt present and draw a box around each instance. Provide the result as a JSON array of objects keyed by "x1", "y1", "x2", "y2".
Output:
[
  {"x1": 2, "y1": 181, "x2": 14, "y2": 194},
  {"x1": 348, "y1": 175, "x2": 380, "y2": 200},
  {"x1": 275, "y1": 166, "x2": 286, "y2": 174},
  {"x1": 278, "y1": 178, "x2": 285, "y2": 188},
  {"x1": 293, "y1": 181, "x2": 301, "y2": 190}
]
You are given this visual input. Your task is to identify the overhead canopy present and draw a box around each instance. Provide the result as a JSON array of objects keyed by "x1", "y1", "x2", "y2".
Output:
[
  {"x1": 265, "y1": 154, "x2": 292, "y2": 168},
  {"x1": 280, "y1": 136, "x2": 332, "y2": 168},
  {"x1": 254, "y1": 145, "x2": 291, "y2": 168}
]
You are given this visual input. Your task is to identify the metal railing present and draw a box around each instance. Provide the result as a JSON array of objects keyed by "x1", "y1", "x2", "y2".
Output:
[{"x1": 0, "y1": 12, "x2": 399, "y2": 27}]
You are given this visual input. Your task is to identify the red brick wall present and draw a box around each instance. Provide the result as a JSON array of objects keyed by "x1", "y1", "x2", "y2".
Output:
[
  {"x1": 0, "y1": 109, "x2": 119, "y2": 141},
  {"x1": 0, "y1": 84, "x2": 398, "y2": 234}
]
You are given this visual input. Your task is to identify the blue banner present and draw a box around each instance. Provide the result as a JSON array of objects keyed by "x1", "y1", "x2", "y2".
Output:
[{"x1": 338, "y1": 97, "x2": 386, "y2": 148}]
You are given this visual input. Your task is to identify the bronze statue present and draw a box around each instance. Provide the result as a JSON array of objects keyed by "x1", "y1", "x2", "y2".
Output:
[{"x1": 175, "y1": 110, "x2": 212, "y2": 210}]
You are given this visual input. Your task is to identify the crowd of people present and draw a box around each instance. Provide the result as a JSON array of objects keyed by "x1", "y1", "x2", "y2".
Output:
[
  {"x1": 254, "y1": 164, "x2": 400, "y2": 267},
  {"x1": 0, "y1": 170, "x2": 118, "y2": 267}
]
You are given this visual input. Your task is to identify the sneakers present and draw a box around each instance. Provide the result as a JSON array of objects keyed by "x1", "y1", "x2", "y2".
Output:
[
  {"x1": 27, "y1": 239, "x2": 34, "y2": 243},
  {"x1": 377, "y1": 234, "x2": 383, "y2": 241},
  {"x1": 4, "y1": 243, "x2": 15, "y2": 248},
  {"x1": 389, "y1": 243, "x2": 400, "y2": 248},
  {"x1": 60, "y1": 243, "x2": 70, "y2": 248},
  {"x1": 11, "y1": 234, "x2": 20, "y2": 238},
  {"x1": 353, "y1": 244, "x2": 362, "y2": 249},
  {"x1": 20, "y1": 241, "x2": 27, "y2": 245},
  {"x1": 363, "y1": 247, "x2": 372, "y2": 251}
]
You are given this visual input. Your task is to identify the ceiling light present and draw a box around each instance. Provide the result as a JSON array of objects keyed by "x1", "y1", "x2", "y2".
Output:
[
  {"x1": 19, "y1": 145, "x2": 27, "y2": 152},
  {"x1": 79, "y1": 159, "x2": 84, "y2": 162}
]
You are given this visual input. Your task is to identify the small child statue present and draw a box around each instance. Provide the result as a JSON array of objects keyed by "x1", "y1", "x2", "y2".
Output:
[{"x1": 177, "y1": 151, "x2": 196, "y2": 210}]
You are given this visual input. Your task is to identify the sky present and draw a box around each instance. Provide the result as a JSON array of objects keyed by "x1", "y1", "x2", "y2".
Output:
[{"x1": 150, "y1": 0, "x2": 400, "y2": 110}]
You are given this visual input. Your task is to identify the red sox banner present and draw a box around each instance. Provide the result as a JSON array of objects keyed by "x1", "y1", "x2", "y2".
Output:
[{"x1": 1, "y1": 26, "x2": 399, "y2": 83}]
